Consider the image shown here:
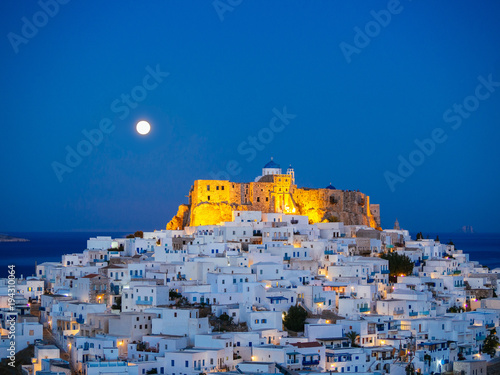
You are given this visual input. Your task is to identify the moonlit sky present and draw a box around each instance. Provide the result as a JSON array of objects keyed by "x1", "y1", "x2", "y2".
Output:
[{"x1": 1, "y1": 1, "x2": 500, "y2": 233}]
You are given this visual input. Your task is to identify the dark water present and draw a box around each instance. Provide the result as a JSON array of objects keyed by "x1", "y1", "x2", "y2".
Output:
[
  {"x1": 0, "y1": 232, "x2": 128, "y2": 278},
  {"x1": 413, "y1": 232, "x2": 500, "y2": 268},
  {"x1": 0, "y1": 231, "x2": 499, "y2": 278}
]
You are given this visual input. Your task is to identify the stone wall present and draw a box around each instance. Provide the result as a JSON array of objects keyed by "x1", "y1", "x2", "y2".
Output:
[{"x1": 167, "y1": 176, "x2": 381, "y2": 230}]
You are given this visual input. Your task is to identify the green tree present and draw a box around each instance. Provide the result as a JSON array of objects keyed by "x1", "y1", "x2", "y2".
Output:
[
  {"x1": 219, "y1": 313, "x2": 233, "y2": 323},
  {"x1": 126, "y1": 231, "x2": 144, "y2": 239},
  {"x1": 169, "y1": 289, "x2": 182, "y2": 299},
  {"x1": 283, "y1": 305, "x2": 308, "y2": 332},
  {"x1": 424, "y1": 354, "x2": 431, "y2": 366},
  {"x1": 447, "y1": 305, "x2": 464, "y2": 313},
  {"x1": 345, "y1": 330, "x2": 359, "y2": 347},
  {"x1": 483, "y1": 331, "x2": 499, "y2": 358},
  {"x1": 380, "y1": 252, "x2": 414, "y2": 281}
]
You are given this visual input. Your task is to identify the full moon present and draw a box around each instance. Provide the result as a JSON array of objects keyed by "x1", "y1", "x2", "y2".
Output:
[{"x1": 136, "y1": 120, "x2": 151, "y2": 135}]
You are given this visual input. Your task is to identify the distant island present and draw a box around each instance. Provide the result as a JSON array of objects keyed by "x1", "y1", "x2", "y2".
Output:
[{"x1": 0, "y1": 234, "x2": 29, "y2": 242}]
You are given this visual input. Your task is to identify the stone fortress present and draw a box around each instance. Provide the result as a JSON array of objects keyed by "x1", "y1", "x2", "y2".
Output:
[{"x1": 167, "y1": 158, "x2": 381, "y2": 230}]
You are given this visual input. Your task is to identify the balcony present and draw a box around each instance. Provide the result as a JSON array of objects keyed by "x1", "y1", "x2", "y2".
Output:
[
  {"x1": 485, "y1": 323, "x2": 495, "y2": 329},
  {"x1": 422, "y1": 256, "x2": 429, "y2": 260},
  {"x1": 393, "y1": 308, "x2": 404, "y2": 315},
  {"x1": 284, "y1": 256, "x2": 291, "y2": 261},
  {"x1": 367, "y1": 278, "x2": 375, "y2": 283},
  {"x1": 39, "y1": 307, "x2": 46, "y2": 311},
  {"x1": 287, "y1": 359, "x2": 300, "y2": 364},
  {"x1": 302, "y1": 359, "x2": 320, "y2": 366},
  {"x1": 409, "y1": 312, "x2": 418, "y2": 317},
  {"x1": 325, "y1": 250, "x2": 334, "y2": 255},
  {"x1": 360, "y1": 306, "x2": 370, "y2": 313},
  {"x1": 76, "y1": 318, "x2": 85, "y2": 324},
  {"x1": 273, "y1": 236, "x2": 289, "y2": 241},
  {"x1": 136, "y1": 299, "x2": 153, "y2": 305},
  {"x1": 419, "y1": 311, "x2": 430, "y2": 316},
  {"x1": 314, "y1": 297, "x2": 326, "y2": 304},
  {"x1": 381, "y1": 269, "x2": 390, "y2": 274},
  {"x1": 371, "y1": 271, "x2": 376, "y2": 276},
  {"x1": 476, "y1": 335, "x2": 486, "y2": 341}
]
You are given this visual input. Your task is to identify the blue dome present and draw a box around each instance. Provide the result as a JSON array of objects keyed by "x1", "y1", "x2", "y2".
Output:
[
  {"x1": 325, "y1": 184, "x2": 336, "y2": 190},
  {"x1": 264, "y1": 159, "x2": 280, "y2": 169}
]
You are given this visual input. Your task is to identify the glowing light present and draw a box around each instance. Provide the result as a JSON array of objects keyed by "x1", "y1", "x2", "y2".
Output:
[{"x1": 136, "y1": 120, "x2": 151, "y2": 135}]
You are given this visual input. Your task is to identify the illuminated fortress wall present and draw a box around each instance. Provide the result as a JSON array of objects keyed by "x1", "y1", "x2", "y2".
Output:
[{"x1": 167, "y1": 173, "x2": 381, "y2": 230}]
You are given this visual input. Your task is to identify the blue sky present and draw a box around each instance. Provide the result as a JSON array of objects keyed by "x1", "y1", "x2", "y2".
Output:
[{"x1": 1, "y1": 0, "x2": 500, "y2": 233}]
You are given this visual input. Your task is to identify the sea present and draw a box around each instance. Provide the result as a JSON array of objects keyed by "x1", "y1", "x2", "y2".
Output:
[
  {"x1": 0, "y1": 232, "x2": 128, "y2": 278},
  {"x1": 0, "y1": 231, "x2": 499, "y2": 279}
]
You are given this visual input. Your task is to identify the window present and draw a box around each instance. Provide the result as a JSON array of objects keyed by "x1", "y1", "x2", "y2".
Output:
[
  {"x1": 262, "y1": 319, "x2": 267, "y2": 324},
  {"x1": 207, "y1": 185, "x2": 210, "y2": 191},
  {"x1": 207, "y1": 195, "x2": 210, "y2": 201},
  {"x1": 216, "y1": 186, "x2": 219, "y2": 190},
  {"x1": 171, "y1": 360, "x2": 175, "y2": 366},
  {"x1": 185, "y1": 361, "x2": 189, "y2": 368},
  {"x1": 257, "y1": 197, "x2": 260, "y2": 202}
]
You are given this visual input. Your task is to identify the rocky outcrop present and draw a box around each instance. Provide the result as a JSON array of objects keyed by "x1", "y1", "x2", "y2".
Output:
[{"x1": 166, "y1": 204, "x2": 190, "y2": 230}]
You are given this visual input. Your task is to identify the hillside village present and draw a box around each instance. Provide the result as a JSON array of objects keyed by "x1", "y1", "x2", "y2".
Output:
[{"x1": 1, "y1": 163, "x2": 499, "y2": 375}]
